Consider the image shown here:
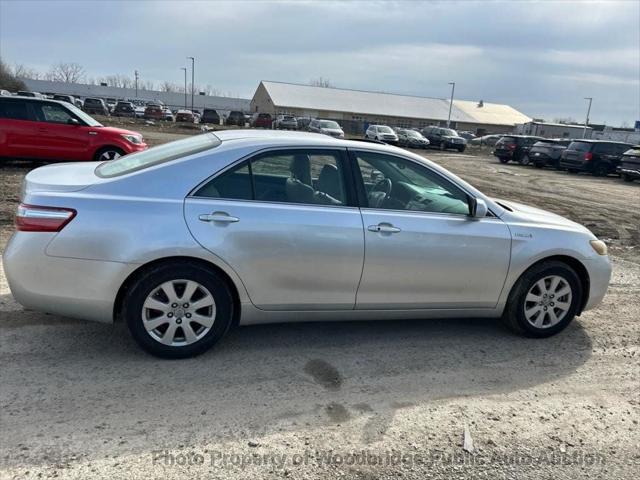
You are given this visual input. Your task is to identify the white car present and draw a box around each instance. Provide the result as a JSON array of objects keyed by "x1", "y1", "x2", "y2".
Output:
[{"x1": 366, "y1": 125, "x2": 399, "y2": 144}]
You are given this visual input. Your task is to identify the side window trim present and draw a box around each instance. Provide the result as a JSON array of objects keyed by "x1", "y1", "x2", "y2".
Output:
[{"x1": 190, "y1": 146, "x2": 358, "y2": 208}]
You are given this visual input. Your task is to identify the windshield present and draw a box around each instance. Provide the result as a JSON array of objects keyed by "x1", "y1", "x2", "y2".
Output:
[
  {"x1": 406, "y1": 130, "x2": 422, "y2": 138},
  {"x1": 66, "y1": 103, "x2": 102, "y2": 126},
  {"x1": 96, "y1": 133, "x2": 220, "y2": 178},
  {"x1": 378, "y1": 126, "x2": 393, "y2": 133},
  {"x1": 441, "y1": 128, "x2": 458, "y2": 136},
  {"x1": 320, "y1": 121, "x2": 339, "y2": 129}
]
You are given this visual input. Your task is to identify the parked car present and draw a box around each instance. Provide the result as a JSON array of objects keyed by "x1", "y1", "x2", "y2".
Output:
[
  {"x1": 559, "y1": 140, "x2": 635, "y2": 176},
  {"x1": 251, "y1": 112, "x2": 272, "y2": 128},
  {"x1": 163, "y1": 108, "x2": 175, "y2": 122},
  {"x1": 365, "y1": 125, "x2": 398, "y2": 144},
  {"x1": 396, "y1": 128, "x2": 430, "y2": 149},
  {"x1": 3, "y1": 131, "x2": 611, "y2": 358},
  {"x1": 16, "y1": 91, "x2": 44, "y2": 98},
  {"x1": 201, "y1": 109, "x2": 220, "y2": 125},
  {"x1": 144, "y1": 103, "x2": 165, "y2": 121},
  {"x1": 493, "y1": 135, "x2": 545, "y2": 164},
  {"x1": 530, "y1": 139, "x2": 572, "y2": 169},
  {"x1": 226, "y1": 111, "x2": 246, "y2": 126},
  {"x1": 83, "y1": 97, "x2": 110, "y2": 116},
  {"x1": 113, "y1": 101, "x2": 136, "y2": 117},
  {"x1": 52, "y1": 94, "x2": 76, "y2": 105},
  {"x1": 275, "y1": 114, "x2": 298, "y2": 130},
  {"x1": 470, "y1": 134, "x2": 503, "y2": 147},
  {"x1": 105, "y1": 98, "x2": 117, "y2": 113},
  {"x1": 176, "y1": 110, "x2": 197, "y2": 123},
  {"x1": 421, "y1": 126, "x2": 466, "y2": 152},
  {"x1": 617, "y1": 147, "x2": 640, "y2": 182},
  {"x1": 296, "y1": 116, "x2": 312, "y2": 131},
  {"x1": 308, "y1": 119, "x2": 344, "y2": 138},
  {"x1": 458, "y1": 131, "x2": 476, "y2": 141},
  {"x1": 0, "y1": 96, "x2": 147, "y2": 162}
]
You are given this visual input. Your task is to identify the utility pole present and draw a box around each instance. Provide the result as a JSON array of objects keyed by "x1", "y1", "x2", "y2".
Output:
[
  {"x1": 447, "y1": 82, "x2": 456, "y2": 128},
  {"x1": 134, "y1": 70, "x2": 139, "y2": 98},
  {"x1": 583, "y1": 97, "x2": 593, "y2": 139},
  {"x1": 180, "y1": 67, "x2": 187, "y2": 109},
  {"x1": 187, "y1": 56, "x2": 195, "y2": 112}
]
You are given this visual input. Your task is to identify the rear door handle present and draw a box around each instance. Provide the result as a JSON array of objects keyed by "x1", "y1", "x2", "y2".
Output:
[
  {"x1": 367, "y1": 223, "x2": 401, "y2": 233},
  {"x1": 199, "y1": 212, "x2": 239, "y2": 223}
]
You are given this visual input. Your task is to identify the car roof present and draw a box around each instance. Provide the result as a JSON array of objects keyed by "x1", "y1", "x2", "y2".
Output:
[
  {"x1": 568, "y1": 139, "x2": 634, "y2": 145},
  {"x1": 2, "y1": 96, "x2": 72, "y2": 107}
]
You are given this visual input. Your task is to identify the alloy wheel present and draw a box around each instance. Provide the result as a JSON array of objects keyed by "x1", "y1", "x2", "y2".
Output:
[
  {"x1": 99, "y1": 150, "x2": 122, "y2": 161},
  {"x1": 141, "y1": 279, "x2": 216, "y2": 346},
  {"x1": 523, "y1": 275, "x2": 572, "y2": 329}
]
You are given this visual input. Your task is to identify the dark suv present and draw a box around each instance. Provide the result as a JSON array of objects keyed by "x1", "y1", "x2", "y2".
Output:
[
  {"x1": 493, "y1": 135, "x2": 545, "y2": 164},
  {"x1": 113, "y1": 101, "x2": 136, "y2": 117},
  {"x1": 82, "y1": 97, "x2": 109, "y2": 116},
  {"x1": 530, "y1": 139, "x2": 572, "y2": 169},
  {"x1": 201, "y1": 109, "x2": 220, "y2": 124},
  {"x1": 617, "y1": 147, "x2": 640, "y2": 182},
  {"x1": 226, "y1": 111, "x2": 245, "y2": 126},
  {"x1": 421, "y1": 126, "x2": 466, "y2": 152},
  {"x1": 559, "y1": 140, "x2": 634, "y2": 176}
]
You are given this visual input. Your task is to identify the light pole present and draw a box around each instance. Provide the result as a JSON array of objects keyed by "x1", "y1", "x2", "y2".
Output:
[
  {"x1": 447, "y1": 82, "x2": 456, "y2": 128},
  {"x1": 134, "y1": 70, "x2": 139, "y2": 98},
  {"x1": 180, "y1": 67, "x2": 187, "y2": 109},
  {"x1": 583, "y1": 97, "x2": 593, "y2": 139},
  {"x1": 187, "y1": 56, "x2": 195, "y2": 112}
]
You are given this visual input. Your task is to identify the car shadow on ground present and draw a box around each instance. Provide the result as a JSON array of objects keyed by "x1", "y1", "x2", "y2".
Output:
[{"x1": 1, "y1": 298, "x2": 592, "y2": 466}]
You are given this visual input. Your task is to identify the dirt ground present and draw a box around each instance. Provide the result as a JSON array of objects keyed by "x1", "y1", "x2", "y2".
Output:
[{"x1": 1, "y1": 131, "x2": 639, "y2": 479}]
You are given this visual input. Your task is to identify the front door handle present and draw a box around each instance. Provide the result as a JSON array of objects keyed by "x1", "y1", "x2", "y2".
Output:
[
  {"x1": 199, "y1": 212, "x2": 240, "y2": 223},
  {"x1": 367, "y1": 223, "x2": 401, "y2": 233}
]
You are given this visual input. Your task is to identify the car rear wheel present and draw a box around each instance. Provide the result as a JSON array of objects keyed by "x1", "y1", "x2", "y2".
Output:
[
  {"x1": 124, "y1": 261, "x2": 234, "y2": 358},
  {"x1": 592, "y1": 163, "x2": 609, "y2": 177},
  {"x1": 502, "y1": 261, "x2": 582, "y2": 338},
  {"x1": 94, "y1": 146, "x2": 125, "y2": 162},
  {"x1": 499, "y1": 158, "x2": 509, "y2": 164},
  {"x1": 567, "y1": 168, "x2": 578, "y2": 174},
  {"x1": 622, "y1": 173, "x2": 634, "y2": 182},
  {"x1": 519, "y1": 154, "x2": 531, "y2": 166}
]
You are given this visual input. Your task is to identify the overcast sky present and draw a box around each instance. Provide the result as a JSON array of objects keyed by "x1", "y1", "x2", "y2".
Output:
[{"x1": 1, "y1": 0, "x2": 638, "y2": 125}]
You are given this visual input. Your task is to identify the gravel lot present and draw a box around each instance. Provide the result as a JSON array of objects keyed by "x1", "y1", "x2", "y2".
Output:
[{"x1": 1, "y1": 133, "x2": 639, "y2": 479}]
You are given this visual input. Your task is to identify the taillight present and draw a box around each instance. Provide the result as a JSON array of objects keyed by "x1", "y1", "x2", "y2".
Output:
[
  {"x1": 508, "y1": 144, "x2": 516, "y2": 150},
  {"x1": 15, "y1": 204, "x2": 76, "y2": 232},
  {"x1": 584, "y1": 152, "x2": 593, "y2": 161}
]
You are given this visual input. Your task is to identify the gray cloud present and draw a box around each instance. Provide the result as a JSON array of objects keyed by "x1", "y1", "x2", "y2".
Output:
[{"x1": 0, "y1": 0, "x2": 638, "y2": 124}]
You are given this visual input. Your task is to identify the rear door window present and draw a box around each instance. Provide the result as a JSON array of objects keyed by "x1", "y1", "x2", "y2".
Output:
[
  {"x1": 0, "y1": 99, "x2": 31, "y2": 121},
  {"x1": 568, "y1": 141, "x2": 592, "y2": 152}
]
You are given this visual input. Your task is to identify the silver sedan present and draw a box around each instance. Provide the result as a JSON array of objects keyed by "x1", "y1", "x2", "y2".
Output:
[{"x1": 3, "y1": 131, "x2": 612, "y2": 358}]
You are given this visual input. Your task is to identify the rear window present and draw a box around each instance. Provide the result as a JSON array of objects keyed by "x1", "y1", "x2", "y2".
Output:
[
  {"x1": 96, "y1": 133, "x2": 221, "y2": 178},
  {"x1": 497, "y1": 136, "x2": 516, "y2": 144},
  {"x1": 258, "y1": 113, "x2": 271, "y2": 119},
  {"x1": 567, "y1": 141, "x2": 592, "y2": 152},
  {"x1": 84, "y1": 99, "x2": 101, "y2": 105}
]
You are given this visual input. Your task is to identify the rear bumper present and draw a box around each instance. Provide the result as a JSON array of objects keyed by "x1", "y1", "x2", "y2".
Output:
[
  {"x1": 3, "y1": 232, "x2": 136, "y2": 323},
  {"x1": 559, "y1": 159, "x2": 588, "y2": 171}
]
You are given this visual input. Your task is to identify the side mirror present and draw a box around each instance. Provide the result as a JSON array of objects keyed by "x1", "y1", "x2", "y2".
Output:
[
  {"x1": 67, "y1": 118, "x2": 80, "y2": 126},
  {"x1": 469, "y1": 197, "x2": 488, "y2": 219}
]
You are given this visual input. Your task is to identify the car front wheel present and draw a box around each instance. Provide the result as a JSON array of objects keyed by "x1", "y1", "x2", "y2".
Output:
[
  {"x1": 94, "y1": 146, "x2": 125, "y2": 162},
  {"x1": 502, "y1": 261, "x2": 582, "y2": 338},
  {"x1": 124, "y1": 261, "x2": 234, "y2": 358}
]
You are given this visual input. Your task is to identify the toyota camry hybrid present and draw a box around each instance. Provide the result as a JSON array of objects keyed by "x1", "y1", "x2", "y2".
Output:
[{"x1": 3, "y1": 130, "x2": 612, "y2": 358}]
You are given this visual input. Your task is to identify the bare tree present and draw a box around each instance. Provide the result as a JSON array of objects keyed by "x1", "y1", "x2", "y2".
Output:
[
  {"x1": 309, "y1": 77, "x2": 333, "y2": 88},
  {"x1": 0, "y1": 60, "x2": 28, "y2": 91},
  {"x1": 48, "y1": 62, "x2": 85, "y2": 83},
  {"x1": 552, "y1": 117, "x2": 578, "y2": 125},
  {"x1": 160, "y1": 81, "x2": 179, "y2": 92},
  {"x1": 12, "y1": 64, "x2": 40, "y2": 79}
]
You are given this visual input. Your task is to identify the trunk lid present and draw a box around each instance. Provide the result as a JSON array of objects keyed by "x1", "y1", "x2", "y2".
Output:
[{"x1": 23, "y1": 162, "x2": 102, "y2": 194}]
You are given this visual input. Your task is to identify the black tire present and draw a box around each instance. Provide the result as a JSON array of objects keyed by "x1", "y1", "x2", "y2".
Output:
[
  {"x1": 499, "y1": 157, "x2": 509, "y2": 164},
  {"x1": 519, "y1": 154, "x2": 531, "y2": 166},
  {"x1": 123, "y1": 261, "x2": 234, "y2": 358},
  {"x1": 533, "y1": 162, "x2": 544, "y2": 169},
  {"x1": 501, "y1": 261, "x2": 582, "y2": 338},
  {"x1": 93, "y1": 146, "x2": 125, "y2": 162},
  {"x1": 567, "y1": 168, "x2": 578, "y2": 174},
  {"x1": 592, "y1": 163, "x2": 609, "y2": 177},
  {"x1": 457, "y1": 146, "x2": 466, "y2": 153},
  {"x1": 622, "y1": 173, "x2": 634, "y2": 182}
]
